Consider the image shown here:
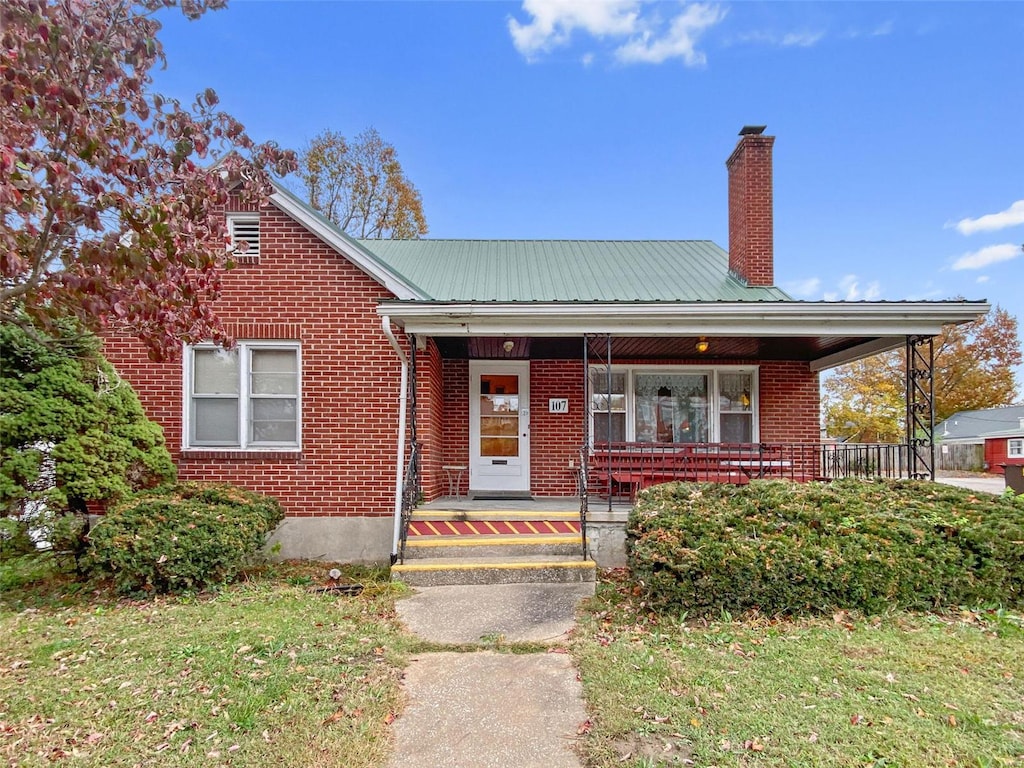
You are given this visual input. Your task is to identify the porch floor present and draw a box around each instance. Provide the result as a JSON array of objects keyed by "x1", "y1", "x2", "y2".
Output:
[{"x1": 419, "y1": 495, "x2": 633, "y2": 521}]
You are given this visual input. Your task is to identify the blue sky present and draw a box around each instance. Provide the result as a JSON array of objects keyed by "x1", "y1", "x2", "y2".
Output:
[{"x1": 154, "y1": 1, "x2": 1023, "y2": 388}]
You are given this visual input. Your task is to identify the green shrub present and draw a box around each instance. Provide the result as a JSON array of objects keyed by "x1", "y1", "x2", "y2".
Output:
[
  {"x1": 627, "y1": 479, "x2": 1024, "y2": 617},
  {"x1": 88, "y1": 483, "x2": 284, "y2": 594}
]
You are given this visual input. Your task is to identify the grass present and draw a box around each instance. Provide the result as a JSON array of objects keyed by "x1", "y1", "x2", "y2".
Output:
[
  {"x1": 0, "y1": 559, "x2": 414, "y2": 768},
  {"x1": 572, "y1": 570, "x2": 1024, "y2": 767},
  {"x1": 5, "y1": 554, "x2": 1024, "y2": 768}
]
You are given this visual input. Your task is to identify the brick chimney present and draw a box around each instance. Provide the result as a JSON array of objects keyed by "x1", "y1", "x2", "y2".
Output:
[{"x1": 726, "y1": 125, "x2": 775, "y2": 286}]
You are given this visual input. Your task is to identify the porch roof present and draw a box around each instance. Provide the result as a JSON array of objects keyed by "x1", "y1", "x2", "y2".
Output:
[{"x1": 377, "y1": 300, "x2": 990, "y2": 371}]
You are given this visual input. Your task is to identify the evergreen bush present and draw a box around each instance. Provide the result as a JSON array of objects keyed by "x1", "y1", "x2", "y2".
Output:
[
  {"x1": 89, "y1": 482, "x2": 284, "y2": 594},
  {"x1": 627, "y1": 479, "x2": 1024, "y2": 616}
]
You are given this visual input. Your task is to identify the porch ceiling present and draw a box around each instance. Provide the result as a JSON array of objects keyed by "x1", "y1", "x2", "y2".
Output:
[{"x1": 434, "y1": 335, "x2": 904, "y2": 365}]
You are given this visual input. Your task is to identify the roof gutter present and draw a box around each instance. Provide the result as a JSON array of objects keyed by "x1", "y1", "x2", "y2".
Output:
[
  {"x1": 375, "y1": 301, "x2": 990, "y2": 339},
  {"x1": 380, "y1": 315, "x2": 409, "y2": 564}
]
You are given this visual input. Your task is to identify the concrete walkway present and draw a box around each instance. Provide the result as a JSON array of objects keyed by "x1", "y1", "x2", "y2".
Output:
[
  {"x1": 936, "y1": 474, "x2": 1008, "y2": 495},
  {"x1": 386, "y1": 584, "x2": 592, "y2": 768}
]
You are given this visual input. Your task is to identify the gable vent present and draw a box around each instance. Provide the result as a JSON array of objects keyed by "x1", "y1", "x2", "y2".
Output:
[{"x1": 228, "y1": 215, "x2": 260, "y2": 262}]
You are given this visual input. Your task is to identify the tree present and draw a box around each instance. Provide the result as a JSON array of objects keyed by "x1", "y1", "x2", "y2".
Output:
[
  {"x1": 299, "y1": 127, "x2": 427, "y2": 239},
  {"x1": 824, "y1": 306, "x2": 1022, "y2": 442},
  {"x1": 1, "y1": 319, "x2": 176, "y2": 561},
  {"x1": 1, "y1": 0, "x2": 297, "y2": 361}
]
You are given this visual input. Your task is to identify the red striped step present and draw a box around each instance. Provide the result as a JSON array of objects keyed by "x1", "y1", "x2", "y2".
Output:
[{"x1": 408, "y1": 519, "x2": 581, "y2": 537}]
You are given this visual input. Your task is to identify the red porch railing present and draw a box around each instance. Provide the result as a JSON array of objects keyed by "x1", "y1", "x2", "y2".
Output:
[{"x1": 587, "y1": 441, "x2": 912, "y2": 499}]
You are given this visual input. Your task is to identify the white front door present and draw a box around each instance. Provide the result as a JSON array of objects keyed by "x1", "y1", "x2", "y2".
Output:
[{"x1": 469, "y1": 361, "x2": 530, "y2": 494}]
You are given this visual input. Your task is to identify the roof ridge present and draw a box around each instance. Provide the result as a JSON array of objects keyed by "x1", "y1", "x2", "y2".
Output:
[{"x1": 358, "y1": 238, "x2": 718, "y2": 244}]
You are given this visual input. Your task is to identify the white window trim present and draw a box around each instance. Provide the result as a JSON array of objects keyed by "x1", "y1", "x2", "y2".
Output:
[
  {"x1": 183, "y1": 341, "x2": 301, "y2": 451},
  {"x1": 588, "y1": 364, "x2": 759, "y2": 445},
  {"x1": 1009, "y1": 438, "x2": 1024, "y2": 458},
  {"x1": 227, "y1": 213, "x2": 260, "y2": 260}
]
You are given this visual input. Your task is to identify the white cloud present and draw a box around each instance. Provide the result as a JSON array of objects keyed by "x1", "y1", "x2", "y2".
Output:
[
  {"x1": 951, "y1": 243, "x2": 1022, "y2": 270},
  {"x1": 976, "y1": 275, "x2": 990, "y2": 284},
  {"x1": 784, "y1": 277, "x2": 822, "y2": 297},
  {"x1": 735, "y1": 27, "x2": 825, "y2": 48},
  {"x1": 615, "y1": 3, "x2": 727, "y2": 65},
  {"x1": 823, "y1": 274, "x2": 882, "y2": 302},
  {"x1": 507, "y1": 0, "x2": 727, "y2": 66},
  {"x1": 581, "y1": 51, "x2": 595, "y2": 66},
  {"x1": 508, "y1": 0, "x2": 641, "y2": 59},
  {"x1": 779, "y1": 30, "x2": 825, "y2": 47},
  {"x1": 871, "y1": 20, "x2": 894, "y2": 36},
  {"x1": 951, "y1": 200, "x2": 1024, "y2": 235}
]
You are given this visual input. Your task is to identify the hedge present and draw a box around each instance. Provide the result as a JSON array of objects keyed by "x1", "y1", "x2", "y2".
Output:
[
  {"x1": 89, "y1": 482, "x2": 284, "y2": 594},
  {"x1": 627, "y1": 479, "x2": 1024, "y2": 616}
]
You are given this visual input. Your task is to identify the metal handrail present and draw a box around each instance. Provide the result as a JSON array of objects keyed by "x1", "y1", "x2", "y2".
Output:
[
  {"x1": 578, "y1": 444, "x2": 589, "y2": 560},
  {"x1": 397, "y1": 441, "x2": 421, "y2": 564}
]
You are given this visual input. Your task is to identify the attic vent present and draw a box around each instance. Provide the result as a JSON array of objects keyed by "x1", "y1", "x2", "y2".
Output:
[{"x1": 228, "y1": 214, "x2": 260, "y2": 262}]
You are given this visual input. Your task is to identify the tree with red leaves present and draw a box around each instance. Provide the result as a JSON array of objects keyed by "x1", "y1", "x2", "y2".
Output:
[{"x1": 1, "y1": 0, "x2": 297, "y2": 360}]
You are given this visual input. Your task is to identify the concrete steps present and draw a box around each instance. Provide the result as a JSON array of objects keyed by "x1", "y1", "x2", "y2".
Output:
[{"x1": 391, "y1": 508, "x2": 594, "y2": 587}]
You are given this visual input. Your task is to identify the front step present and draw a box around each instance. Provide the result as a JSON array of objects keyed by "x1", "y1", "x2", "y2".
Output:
[
  {"x1": 391, "y1": 556, "x2": 596, "y2": 587},
  {"x1": 392, "y1": 508, "x2": 594, "y2": 587}
]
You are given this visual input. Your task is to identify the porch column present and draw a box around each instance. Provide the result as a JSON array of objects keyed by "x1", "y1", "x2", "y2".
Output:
[{"x1": 905, "y1": 334, "x2": 936, "y2": 480}]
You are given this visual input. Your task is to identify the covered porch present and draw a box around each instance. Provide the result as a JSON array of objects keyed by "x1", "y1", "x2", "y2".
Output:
[{"x1": 380, "y1": 301, "x2": 988, "y2": 509}]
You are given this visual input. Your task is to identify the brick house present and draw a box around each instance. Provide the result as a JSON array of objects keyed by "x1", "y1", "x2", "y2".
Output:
[{"x1": 102, "y1": 127, "x2": 988, "y2": 563}]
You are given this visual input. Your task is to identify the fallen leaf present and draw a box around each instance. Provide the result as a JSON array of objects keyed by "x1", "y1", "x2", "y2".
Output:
[
  {"x1": 577, "y1": 719, "x2": 592, "y2": 735},
  {"x1": 322, "y1": 709, "x2": 346, "y2": 725},
  {"x1": 384, "y1": 712, "x2": 396, "y2": 726},
  {"x1": 144, "y1": 712, "x2": 158, "y2": 724},
  {"x1": 808, "y1": 732, "x2": 819, "y2": 743},
  {"x1": 946, "y1": 715, "x2": 958, "y2": 727}
]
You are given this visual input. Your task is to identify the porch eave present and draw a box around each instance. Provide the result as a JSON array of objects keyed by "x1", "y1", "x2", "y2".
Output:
[{"x1": 376, "y1": 301, "x2": 989, "y2": 369}]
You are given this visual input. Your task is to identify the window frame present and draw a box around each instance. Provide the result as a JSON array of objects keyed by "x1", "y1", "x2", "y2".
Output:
[
  {"x1": 183, "y1": 341, "x2": 301, "y2": 451},
  {"x1": 1009, "y1": 438, "x2": 1024, "y2": 459},
  {"x1": 588, "y1": 364, "x2": 759, "y2": 446},
  {"x1": 227, "y1": 213, "x2": 260, "y2": 260}
]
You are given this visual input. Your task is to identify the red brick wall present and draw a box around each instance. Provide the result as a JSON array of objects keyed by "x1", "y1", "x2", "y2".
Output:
[
  {"x1": 758, "y1": 360, "x2": 820, "y2": 443},
  {"x1": 440, "y1": 358, "x2": 469, "y2": 496},
  {"x1": 726, "y1": 133, "x2": 775, "y2": 286},
  {"x1": 529, "y1": 360, "x2": 588, "y2": 495},
  {"x1": 102, "y1": 199, "x2": 406, "y2": 518},
  {"x1": 415, "y1": 339, "x2": 446, "y2": 499}
]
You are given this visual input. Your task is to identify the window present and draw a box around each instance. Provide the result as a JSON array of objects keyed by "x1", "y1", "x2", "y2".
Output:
[
  {"x1": 1009, "y1": 439, "x2": 1024, "y2": 458},
  {"x1": 185, "y1": 342, "x2": 300, "y2": 449},
  {"x1": 589, "y1": 366, "x2": 756, "y2": 445},
  {"x1": 590, "y1": 370, "x2": 626, "y2": 442},
  {"x1": 227, "y1": 214, "x2": 260, "y2": 260}
]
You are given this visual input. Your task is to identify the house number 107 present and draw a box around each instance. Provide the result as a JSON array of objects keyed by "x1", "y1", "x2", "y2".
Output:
[{"x1": 548, "y1": 398, "x2": 569, "y2": 414}]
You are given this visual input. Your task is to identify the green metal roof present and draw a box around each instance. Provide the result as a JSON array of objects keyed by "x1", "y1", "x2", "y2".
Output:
[{"x1": 358, "y1": 239, "x2": 792, "y2": 302}]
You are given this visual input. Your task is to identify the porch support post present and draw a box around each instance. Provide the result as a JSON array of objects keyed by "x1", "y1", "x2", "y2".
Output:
[
  {"x1": 381, "y1": 315, "x2": 409, "y2": 562},
  {"x1": 905, "y1": 334, "x2": 936, "y2": 480},
  {"x1": 606, "y1": 333, "x2": 613, "y2": 513}
]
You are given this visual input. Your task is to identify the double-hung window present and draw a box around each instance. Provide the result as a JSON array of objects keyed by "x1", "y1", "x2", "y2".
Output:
[
  {"x1": 1009, "y1": 438, "x2": 1024, "y2": 459},
  {"x1": 589, "y1": 366, "x2": 756, "y2": 445},
  {"x1": 186, "y1": 342, "x2": 300, "y2": 449}
]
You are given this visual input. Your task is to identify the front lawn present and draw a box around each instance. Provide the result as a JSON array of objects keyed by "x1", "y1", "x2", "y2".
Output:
[
  {"x1": 573, "y1": 572, "x2": 1024, "y2": 767},
  {"x1": 0, "y1": 562, "x2": 411, "y2": 768}
]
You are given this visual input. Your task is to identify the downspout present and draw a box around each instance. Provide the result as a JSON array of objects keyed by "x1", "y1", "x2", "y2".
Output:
[{"x1": 380, "y1": 315, "x2": 408, "y2": 564}]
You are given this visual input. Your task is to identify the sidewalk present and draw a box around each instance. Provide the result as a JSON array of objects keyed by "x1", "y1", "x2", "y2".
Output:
[
  {"x1": 935, "y1": 473, "x2": 1007, "y2": 495},
  {"x1": 386, "y1": 583, "x2": 593, "y2": 768}
]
